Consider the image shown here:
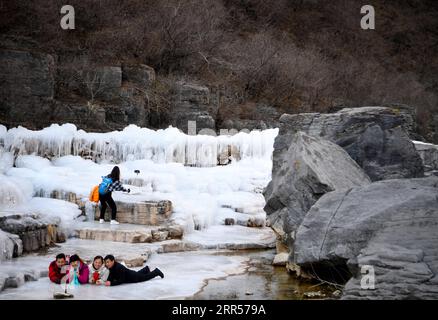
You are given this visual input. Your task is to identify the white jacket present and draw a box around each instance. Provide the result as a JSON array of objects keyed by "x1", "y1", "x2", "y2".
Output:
[{"x1": 88, "y1": 263, "x2": 109, "y2": 283}]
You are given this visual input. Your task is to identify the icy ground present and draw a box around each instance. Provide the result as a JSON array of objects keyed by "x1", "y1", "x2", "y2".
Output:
[{"x1": 0, "y1": 251, "x2": 249, "y2": 300}]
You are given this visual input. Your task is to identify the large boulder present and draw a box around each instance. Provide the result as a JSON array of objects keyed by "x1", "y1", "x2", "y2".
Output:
[
  {"x1": 276, "y1": 107, "x2": 424, "y2": 181},
  {"x1": 294, "y1": 177, "x2": 438, "y2": 299},
  {"x1": 263, "y1": 131, "x2": 371, "y2": 247}
]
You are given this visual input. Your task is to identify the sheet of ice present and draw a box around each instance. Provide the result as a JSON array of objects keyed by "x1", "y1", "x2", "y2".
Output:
[
  {"x1": 0, "y1": 251, "x2": 248, "y2": 300},
  {"x1": 183, "y1": 225, "x2": 276, "y2": 248},
  {"x1": 3, "y1": 123, "x2": 278, "y2": 167}
]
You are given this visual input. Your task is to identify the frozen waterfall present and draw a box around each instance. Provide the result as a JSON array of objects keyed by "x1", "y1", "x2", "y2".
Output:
[{"x1": 2, "y1": 124, "x2": 278, "y2": 167}]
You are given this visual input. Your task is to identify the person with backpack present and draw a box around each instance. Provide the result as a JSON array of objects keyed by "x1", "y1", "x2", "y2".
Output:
[{"x1": 99, "y1": 166, "x2": 130, "y2": 225}]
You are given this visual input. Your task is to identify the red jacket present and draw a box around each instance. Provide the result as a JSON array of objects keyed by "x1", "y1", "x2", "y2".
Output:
[{"x1": 49, "y1": 260, "x2": 64, "y2": 284}]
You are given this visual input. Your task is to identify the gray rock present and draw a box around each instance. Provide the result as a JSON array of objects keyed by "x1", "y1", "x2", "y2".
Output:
[
  {"x1": 0, "y1": 229, "x2": 23, "y2": 261},
  {"x1": 220, "y1": 119, "x2": 277, "y2": 132},
  {"x1": 272, "y1": 253, "x2": 289, "y2": 266},
  {"x1": 0, "y1": 214, "x2": 61, "y2": 253},
  {"x1": 277, "y1": 107, "x2": 424, "y2": 181},
  {"x1": 263, "y1": 131, "x2": 370, "y2": 246},
  {"x1": 4, "y1": 273, "x2": 25, "y2": 289},
  {"x1": 122, "y1": 64, "x2": 156, "y2": 87},
  {"x1": 170, "y1": 81, "x2": 217, "y2": 133},
  {"x1": 0, "y1": 49, "x2": 55, "y2": 99},
  {"x1": 246, "y1": 217, "x2": 266, "y2": 228},
  {"x1": 217, "y1": 103, "x2": 280, "y2": 132},
  {"x1": 382, "y1": 103, "x2": 421, "y2": 140},
  {"x1": 93, "y1": 66, "x2": 122, "y2": 101},
  {"x1": 294, "y1": 177, "x2": 438, "y2": 299},
  {"x1": 413, "y1": 140, "x2": 438, "y2": 174},
  {"x1": 51, "y1": 101, "x2": 107, "y2": 130}
]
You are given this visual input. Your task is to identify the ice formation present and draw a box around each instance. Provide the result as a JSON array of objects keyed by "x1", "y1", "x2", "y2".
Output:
[
  {"x1": 0, "y1": 123, "x2": 278, "y2": 262},
  {"x1": 2, "y1": 123, "x2": 278, "y2": 167}
]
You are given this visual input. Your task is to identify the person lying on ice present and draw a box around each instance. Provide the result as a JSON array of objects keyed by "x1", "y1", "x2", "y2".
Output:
[
  {"x1": 103, "y1": 255, "x2": 164, "y2": 286},
  {"x1": 88, "y1": 255, "x2": 109, "y2": 285},
  {"x1": 49, "y1": 253, "x2": 69, "y2": 284},
  {"x1": 65, "y1": 254, "x2": 89, "y2": 284}
]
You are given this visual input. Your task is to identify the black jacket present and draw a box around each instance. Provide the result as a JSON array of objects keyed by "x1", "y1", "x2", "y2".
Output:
[{"x1": 107, "y1": 262, "x2": 145, "y2": 286}]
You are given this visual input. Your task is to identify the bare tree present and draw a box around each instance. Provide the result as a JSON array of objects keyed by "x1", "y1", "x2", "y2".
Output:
[{"x1": 71, "y1": 57, "x2": 114, "y2": 104}]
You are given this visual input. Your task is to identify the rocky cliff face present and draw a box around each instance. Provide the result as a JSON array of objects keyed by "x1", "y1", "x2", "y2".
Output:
[{"x1": 0, "y1": 48, "x2": 280, "y2": 134}]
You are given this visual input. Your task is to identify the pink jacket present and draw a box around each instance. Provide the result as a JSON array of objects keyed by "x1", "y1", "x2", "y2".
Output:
[{"x1": 66, "y1": 261, "x2": 90, "y2": 284}]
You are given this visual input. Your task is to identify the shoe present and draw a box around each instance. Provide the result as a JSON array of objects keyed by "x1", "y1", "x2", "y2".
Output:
[
  {"x1": 155, "y1": 268, "x2": 164, "y2": 279},
  {"x1": 110, "y1": 220, "x2": 119, "y2": 225},
  {"x1": 99, "y1": 219, "x2": 104, "y2": 224}
]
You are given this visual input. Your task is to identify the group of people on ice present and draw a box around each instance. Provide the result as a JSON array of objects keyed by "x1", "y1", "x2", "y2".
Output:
[
  {"x1": 49, "y1": 253, "x2": 164, "y2": 287},
  {"x1": 49, "y1": 166, "x2": 165, "y2": 287}
]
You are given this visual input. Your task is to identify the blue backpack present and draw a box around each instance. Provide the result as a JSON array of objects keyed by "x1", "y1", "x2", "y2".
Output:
[{"x1": 99, "y1": 176, "x2": 113, "y2": 195}]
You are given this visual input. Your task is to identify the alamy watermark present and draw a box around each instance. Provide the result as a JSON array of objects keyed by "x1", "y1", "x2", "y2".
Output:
[
  {"x1": 361, "y1": 5, "x2": 375, "y2": 30},
  {"x1": 60, "y1": 5, "x2": 75, "y2": 30},
  {"x1": 59, "y1": 5, "x2": 376, "y2": 31},
  {"x1": 360, "y1": 265, "x2": 376, "y2": 290}
]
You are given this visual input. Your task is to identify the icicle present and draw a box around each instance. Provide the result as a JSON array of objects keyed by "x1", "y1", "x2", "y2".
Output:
[{"x1": 2, "y1": 123, "x2": 278, "y2": 167}]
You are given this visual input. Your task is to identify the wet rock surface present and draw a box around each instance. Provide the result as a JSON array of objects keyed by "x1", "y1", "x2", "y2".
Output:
[{"x1": 293, "y1": 177, "x2": 438, "y2": 299}]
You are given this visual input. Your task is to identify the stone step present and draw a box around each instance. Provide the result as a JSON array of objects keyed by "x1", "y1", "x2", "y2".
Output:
[
  {"x1": 34, "y1": 189, "x2": 173, "y2": 226},
  {"x1": 92, "y1": 199, "x2": 172, "y2": 225},
  {"x1": 74, "y1": 221, "x2": 183, "y2": 244}
]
